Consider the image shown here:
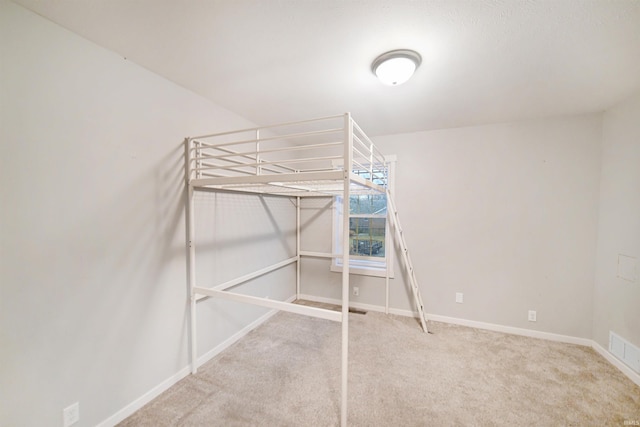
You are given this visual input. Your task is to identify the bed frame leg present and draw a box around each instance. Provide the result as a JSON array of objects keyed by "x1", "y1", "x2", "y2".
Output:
[
  {"x1": 186, "y1": 139, "x2": 198, "y2": 374},
  {"x1": 340, "y1": 113, "x2": 352, "y2": 427}
]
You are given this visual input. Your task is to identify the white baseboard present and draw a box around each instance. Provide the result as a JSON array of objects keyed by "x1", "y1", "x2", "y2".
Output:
[
  {"x1": 98, "y1": 295, "x2": 296, "y2": 427},
  {"x1": 96, "y1": 366, "x2": 191, "y2": 427},
  {"x1": 299, "y1": 294, "x2": 592, "y2": 345},
  {"x1": 591, "y1": 341, "x2": 640, "y2": 388},
  {"x1": 425, "y1": 313, "x2": 593, "y2": 347}
]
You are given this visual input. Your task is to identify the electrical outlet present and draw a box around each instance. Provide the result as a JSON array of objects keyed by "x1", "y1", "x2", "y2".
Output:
[
  {"x1": 528, "y1": 310, "x2": 537, "y2": 322},
  {"x1": 63, "y1": 402, "x2": 79, "y2": 427},
  {"x1": 455, "y1": 292, "x2": 463, "y2": 303},
  {"x1": 353, "y1": 286, "x2": 359, "y2": 296}
]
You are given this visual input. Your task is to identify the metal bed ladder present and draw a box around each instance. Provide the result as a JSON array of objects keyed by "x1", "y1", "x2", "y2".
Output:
[{"x1": 387, "y1": 190, "x2": 429, "y2": 333}]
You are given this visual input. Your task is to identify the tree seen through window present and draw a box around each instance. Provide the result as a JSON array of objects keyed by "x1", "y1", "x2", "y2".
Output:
[{"x1": 349, "y1": 193, "x2": 386, "y2": 257}]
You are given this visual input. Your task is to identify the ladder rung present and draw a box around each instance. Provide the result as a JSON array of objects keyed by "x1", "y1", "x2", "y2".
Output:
[{"x1": 388, "y1": 191, "x2": 428, "y2": 334}]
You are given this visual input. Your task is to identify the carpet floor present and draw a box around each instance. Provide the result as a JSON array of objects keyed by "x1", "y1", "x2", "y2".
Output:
[{"x1": 119, "y1": 307, "x2": 640, "y2": 426}]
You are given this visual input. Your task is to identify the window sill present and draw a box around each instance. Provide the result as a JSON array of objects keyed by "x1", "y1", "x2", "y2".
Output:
[{"x1": 330, "y1": 264, "x2": 395, "y2": 279}]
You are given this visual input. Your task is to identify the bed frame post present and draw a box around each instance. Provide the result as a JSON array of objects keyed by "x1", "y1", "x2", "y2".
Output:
[
  {"x1": 385, "y1": 214, "x2": 391, "y2": 315},
  {"x1": 296, "y1": 196, "x2": 301, "y2": 300},
  {"x1": 341, "y1": 113, "x2": 352, "y2": 427},
  {"x1": 385, "y1": 158, "x2": 390, "y2": 314},
  {"x1": 185, "y1": 138, "x2": 198, "y2": 374},
  {"x1": 256, "y1": 129, "x2": 261, "y2": 176}
]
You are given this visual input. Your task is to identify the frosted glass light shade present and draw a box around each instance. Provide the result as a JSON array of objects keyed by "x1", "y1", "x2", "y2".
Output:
[
  {"x1": 372, "y1": 50, "x2": 421, "y2": 86},
  {"x1": 375, "y1": 57, "x2": 416, "y2": 85}
]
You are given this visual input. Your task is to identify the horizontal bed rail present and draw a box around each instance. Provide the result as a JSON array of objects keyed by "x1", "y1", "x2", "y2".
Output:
[
  {"x1": 189, "y1": 114, "x2": 346, "y2": 140},
  {"x1": 186, "y1": 113, "x2": 389, "y2": 195},
  {"x1": 194, "y1": 288, "x2": 343, "y2": 322}
]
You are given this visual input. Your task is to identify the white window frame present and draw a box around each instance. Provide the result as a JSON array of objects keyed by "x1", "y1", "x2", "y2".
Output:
[{"x1": 331, "y1": 155, "x2": 396, "y2": 278}]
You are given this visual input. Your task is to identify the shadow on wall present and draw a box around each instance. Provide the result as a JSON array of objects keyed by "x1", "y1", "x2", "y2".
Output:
[
  {"x1": 53, "y1": 141, "x2": 189, "y2": 398},
  {"x1": 259, "y1": 195, "x2": 294, "y2": 254},
  {"x1": 190, "y1": 172, "x2": 297, "y2": 290},
  {"x1": 191, "y1": 195, "x2": 296, "y2": 254},
  {"x1": 300, "y1": 199, "x2": 333, "y2": 232}
]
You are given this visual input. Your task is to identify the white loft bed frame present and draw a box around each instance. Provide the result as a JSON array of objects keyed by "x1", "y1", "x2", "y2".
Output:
[{"x1": 185, "y1": 113, "x2": 402, "y2": 426}]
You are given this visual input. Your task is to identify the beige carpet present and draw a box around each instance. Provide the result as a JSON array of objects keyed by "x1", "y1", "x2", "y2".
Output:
[{"x1": 119, "y1": 307, "x2": 640, "y2": 426}]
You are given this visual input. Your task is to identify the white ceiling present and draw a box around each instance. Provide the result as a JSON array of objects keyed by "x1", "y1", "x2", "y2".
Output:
[{"x1": 14, "y1": 0, "x2": 640, "y2": 136}]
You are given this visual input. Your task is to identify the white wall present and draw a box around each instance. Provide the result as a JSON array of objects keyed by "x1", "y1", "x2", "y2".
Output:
[
  {"x1": 0, "y1": 1, "x2": 294, "y2": 426},
  {"x1": 593, "y1": 92, "x2": 640, "y2": 350},
  {"x1": 301, "y1": 115, "x2": 602, "y2": 339}
]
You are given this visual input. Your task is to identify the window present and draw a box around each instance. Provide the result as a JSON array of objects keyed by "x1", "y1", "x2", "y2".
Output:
[{"x1": 332, "y1": 156, "x2": 396, "y2": 277}]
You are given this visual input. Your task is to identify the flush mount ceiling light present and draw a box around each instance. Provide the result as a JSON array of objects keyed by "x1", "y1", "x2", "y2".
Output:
[{"x1": 371, "y1": 49, "x2": 422, "y2": 86}]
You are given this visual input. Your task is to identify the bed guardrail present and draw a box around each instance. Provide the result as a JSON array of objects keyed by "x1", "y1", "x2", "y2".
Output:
[{"x1": 186, "y1": 113, "x2": 388, "y2": 189}]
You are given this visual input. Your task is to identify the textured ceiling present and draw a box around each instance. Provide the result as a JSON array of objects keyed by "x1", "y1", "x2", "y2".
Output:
[{"x1": 14, "y1": 0, "x2": 640, "y2": 136}]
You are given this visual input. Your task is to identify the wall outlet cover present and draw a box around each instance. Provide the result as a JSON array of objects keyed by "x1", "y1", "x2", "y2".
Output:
[
  {"x1": 455, "y1": 292, "x2": 463, "y2": 303},
  {"x1": 528, "y1": 310, "x2": 537, "y2": 322}
]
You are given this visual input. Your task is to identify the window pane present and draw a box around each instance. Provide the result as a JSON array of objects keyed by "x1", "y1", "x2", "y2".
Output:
[
  {"x1": 349, "y1": 217, "x2": 385, "y2": 257},
  {"x1": 349, "y1": 194, "x2": 387, "y2": 215}
]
